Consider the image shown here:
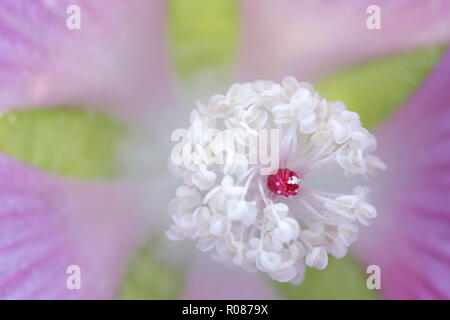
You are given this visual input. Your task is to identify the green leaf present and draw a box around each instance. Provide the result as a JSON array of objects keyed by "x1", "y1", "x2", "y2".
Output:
[
  {"x1": 274, "y1": 254, "x2": 379, "y2": 300},
  {"x1": 168, "y1": 0, "x2": 239, "y2": 77},
  {"x1": 119, "y1": 248, "x2": 183, "y2": 300},
  {"x1": 0, "y1": 108, "x2": 125, "y2": 179},
  {"x1": 316, "y1": 45, "x2": 446, "y2": 128}
]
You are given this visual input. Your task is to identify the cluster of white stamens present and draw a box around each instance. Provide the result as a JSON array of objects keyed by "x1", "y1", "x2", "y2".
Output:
[{"x1": 167, "y1": 77, "x2": 385, "y2": 284}]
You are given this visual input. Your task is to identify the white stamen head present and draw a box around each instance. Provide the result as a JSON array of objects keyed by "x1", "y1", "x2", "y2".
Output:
[
  {"x1": 167, "y1": 76, "x2": 385, "y2": 284},
  {"x1": 287, "y1": 176, "x2": 300, "y2": 185}
]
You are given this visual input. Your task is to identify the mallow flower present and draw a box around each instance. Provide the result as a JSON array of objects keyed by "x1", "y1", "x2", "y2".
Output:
[{"x1": 0, "y1": 0, "x2": 449, "y2": 299}]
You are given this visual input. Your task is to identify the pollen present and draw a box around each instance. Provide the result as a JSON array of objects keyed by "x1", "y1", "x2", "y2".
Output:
[{"x1": 267, "y1": 169, "x2": 300, "y2": 197}]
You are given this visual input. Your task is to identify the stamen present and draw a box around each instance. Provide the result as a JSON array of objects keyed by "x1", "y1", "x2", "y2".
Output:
[{"x1": 167, "y1": 77, "x2": 385, "y2": 284}]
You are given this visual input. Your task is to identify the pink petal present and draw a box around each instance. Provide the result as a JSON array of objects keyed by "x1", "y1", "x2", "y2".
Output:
[
  {"x1": 354, "y1": 49, "x2": 450, "y2": 299},
  {"x1": 0, "y1": 0, "x2": 173, "y2": 125},
  {"x1": 182, "y1": 253, "x2": 278, "y2": 299},
  {"x1": 237, "y1": 0, "x2": 450, "y2": 81},
  {"x1": 0, "y1": 153, "x2": 150, "y2": 299}
]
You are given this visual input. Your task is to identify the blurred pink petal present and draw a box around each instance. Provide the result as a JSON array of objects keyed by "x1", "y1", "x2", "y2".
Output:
[
  {"x1": 355, "y1": 49, "x2": 450, "y2": 299},
  {"x1": 0, "y1": 0, "x2": 173, "y2": 124},
  {"x1": 237, "y1": 0, "x2": 450, "y2": 80},
  {"x1": 182, "y1": 254, "x2": 278, "y2": 300},
  {"x1": 0, "y1": 153, "x2": 150, "y2": 299}
]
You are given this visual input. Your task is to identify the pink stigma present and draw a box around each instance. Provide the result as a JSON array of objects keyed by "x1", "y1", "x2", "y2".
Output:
[{"x1": 267, "y1": 168, "x2": 300, "y2": 197}]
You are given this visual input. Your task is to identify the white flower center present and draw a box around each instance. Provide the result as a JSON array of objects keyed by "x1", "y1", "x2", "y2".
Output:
[{"x1": 167, "y1": 77, "x2": 386, "y2": 284}]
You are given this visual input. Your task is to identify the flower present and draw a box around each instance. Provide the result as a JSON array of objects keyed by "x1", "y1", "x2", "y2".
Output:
[
  {"x1": 167, "y1": 77, "x2": 385, "y2": 283},
  {"x1": 0, "y1": 0, "x2": 168, "y2": 299},
  {"x1": 1, "y1": 0, "x2": 449, "y2": 299},
  {"x1": 354, "y1": 49, "x2": 450, "y2": 299}
]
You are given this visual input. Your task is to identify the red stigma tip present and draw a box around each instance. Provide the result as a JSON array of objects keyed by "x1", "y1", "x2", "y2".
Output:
[{"x1": 267, "y1": 168, "x2": 300, "y2": 197}]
